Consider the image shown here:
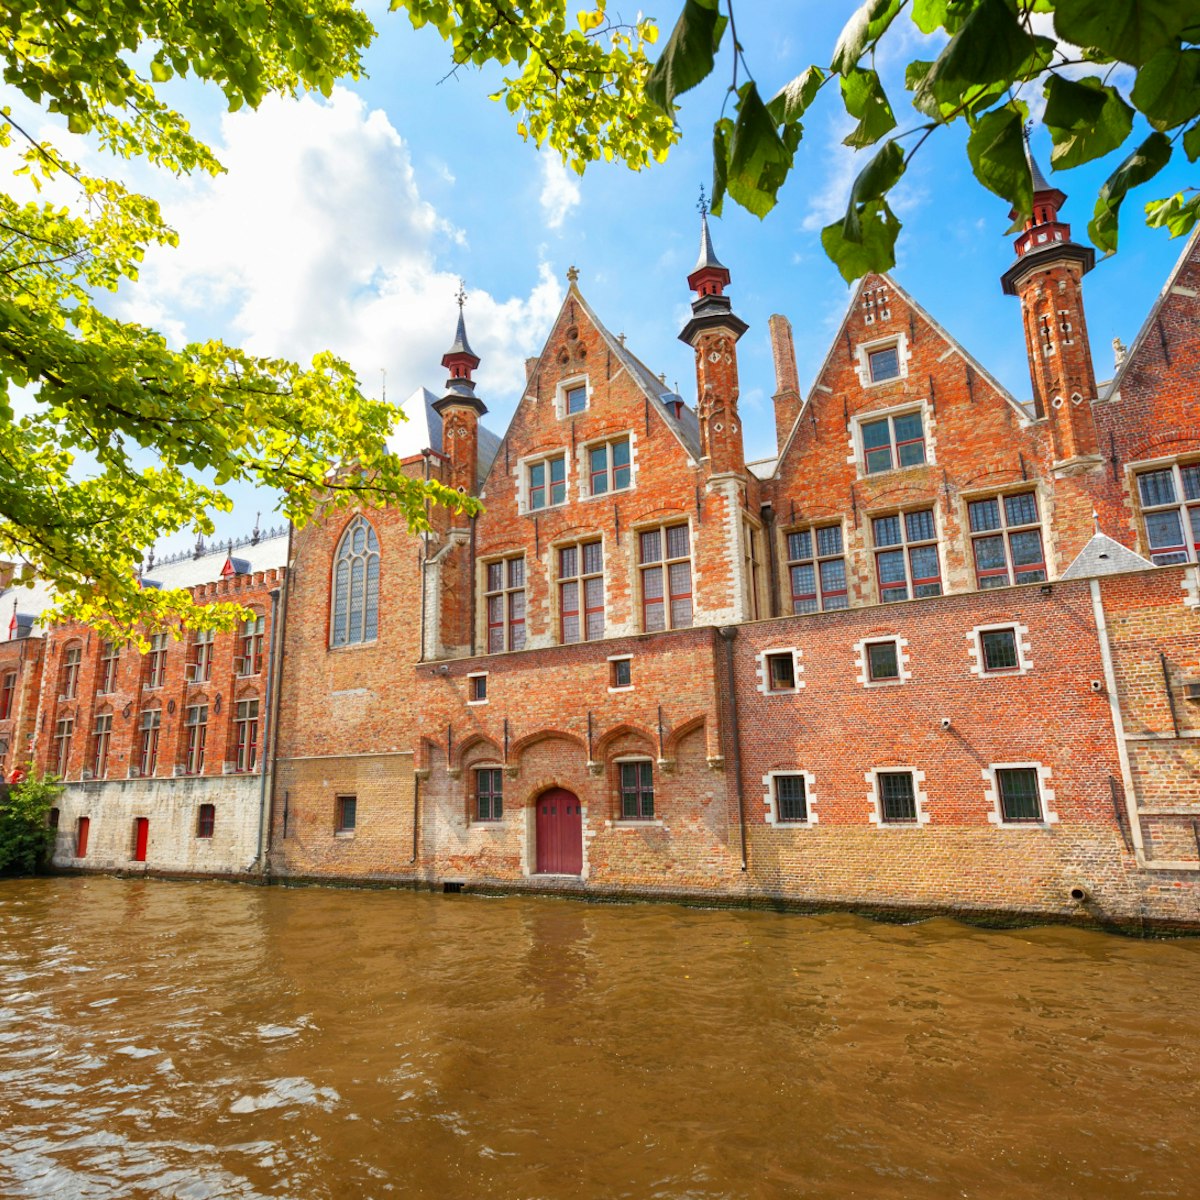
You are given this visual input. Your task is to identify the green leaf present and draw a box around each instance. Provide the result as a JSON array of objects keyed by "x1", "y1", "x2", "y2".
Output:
[
  {"x1": 915, "y1": 0, "x2": 1036, "y2": 112},
  {"x1": 725, "y1": 83, "x2": 793, "y2": 218},
  {"x1": 149, "y1": 59, "x2": 173, "y2": 83},
  {"x1": 966, "y1": 103, "x2": 1031, "y2": 215},
  {"x1": 841, "y1": 68, "x2": 897, "y2": 148},
  {"x1": 1044, "y1": 75, "x2": 1134, "y2": 169},
  {"x1": 831, "y1": 0, "x2": 904, "y2": 76},
  {"x1": 1183, "y1": 121, "x2": 1200, "y2": 163},
  {"x1": 710, "y1": 117, "x2": 732, "y2": 216},
  {"x1": 1054, "y1": 0, "x2": 1194, "y2": 67},
  {"x1": 1145, "y1": 192, "x2": 1200, "y2": 238},
  {"x1": 645, "y1": 0, "x2": 727, "y2": 113},
  {"x1": 767, "y1": 66, "x2": 825, "y2": 124},
  {"x1": 1089, "y1": 131, "x2": 1173, "y2": 253},
  {"x1": 1129, "y1": 48, "x2": 1200, "y2": 131},
  {"x1": 842, "y1": 140, "x2": 907, "y2": 243},
  {"x1": 822, "y1": 198, "x2": 901, "y2": 282}
]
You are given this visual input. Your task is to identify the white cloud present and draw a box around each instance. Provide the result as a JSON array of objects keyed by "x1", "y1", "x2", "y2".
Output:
[
  {"x1": 122, "y1": 88, "x2": 562, "y2": 412},
  {"x1": 538, "y1": 154, "x2": 582, "y2": 230},
  {"x1": 800, "y1": 113, "x2": 860, "y2": 233}
]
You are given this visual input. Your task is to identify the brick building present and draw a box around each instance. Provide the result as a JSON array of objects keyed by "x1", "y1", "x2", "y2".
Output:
[
  {"x1": 6, "y1": 155, "x2": 1200, "y2": 930},
  {"x1": 266, "y1": 162, "x2": 1200, "y2": 932}
]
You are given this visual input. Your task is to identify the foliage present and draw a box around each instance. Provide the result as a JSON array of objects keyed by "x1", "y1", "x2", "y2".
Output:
[
  {"x1": 1, "y1": 0, "x2": 473, "y2": 637},
  {"x1": 637, "y1": 0, "x2": 1200, "y2": 280},
  {"x1": 0, "y1": 770, "x2": 61, "y2": 875}
]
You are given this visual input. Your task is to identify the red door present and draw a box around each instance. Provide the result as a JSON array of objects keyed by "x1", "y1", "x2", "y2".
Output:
[
  {"x1": 75, "y1": 817, "x2": 90, "y2": 858},
  {"x1": 133, "y1": 817, "x2": 149, "y2": 862},
  {"x1": 535, "y1": 788, "x2": 582, "y2": 874}
]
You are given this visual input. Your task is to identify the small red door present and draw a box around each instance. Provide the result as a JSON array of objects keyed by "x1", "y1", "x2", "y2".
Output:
[
  {"x1": 535, "y1": 788, "x2": 582, "y2": 875},
  {"x1": 133, "y1": 817, "x2": 149, "y2": 862},
  {"x1": 75, "y1": 817, "x2": 90, "y2": 858}
]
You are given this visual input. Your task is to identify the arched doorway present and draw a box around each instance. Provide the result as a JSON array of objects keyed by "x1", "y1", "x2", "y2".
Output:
[{"x1": 535, "y1": 788, "x2": 582, "y2": 875}]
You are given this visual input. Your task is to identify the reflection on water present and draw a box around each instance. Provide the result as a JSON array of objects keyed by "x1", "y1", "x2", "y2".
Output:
[{"x1": 1, "y1": 877, "x2": 1198, "y2": 1199}]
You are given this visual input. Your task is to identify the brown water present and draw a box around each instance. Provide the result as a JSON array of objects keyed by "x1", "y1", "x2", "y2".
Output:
[{"x1": 1, "y1": 880, "x2": 1199, "y2": 1200}]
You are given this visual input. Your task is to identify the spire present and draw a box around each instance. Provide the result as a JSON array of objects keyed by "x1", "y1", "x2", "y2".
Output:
[
  {"x1": 687, "y1": 186, "x2": 731, "y2": 297},
  {"x1": 441, "y1": 281, "x2": 481, "y2": 382}
]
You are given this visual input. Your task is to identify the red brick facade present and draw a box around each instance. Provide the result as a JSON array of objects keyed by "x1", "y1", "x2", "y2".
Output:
[{"x1": 268, "y1": 195, "x2": 1200, "y2": 931}]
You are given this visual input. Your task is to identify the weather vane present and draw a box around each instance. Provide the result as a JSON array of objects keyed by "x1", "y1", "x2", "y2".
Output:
[
  {"x1": 455, "y1": 280, "x2": 467, "y2": 310},
  {"x1": 697, "y1": 183, "x2": 708, "y2": 218}
]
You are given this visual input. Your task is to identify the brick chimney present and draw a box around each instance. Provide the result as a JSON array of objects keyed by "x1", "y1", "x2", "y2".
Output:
[{"x1": 768, "y1": 314, "x2": 802, "y2": 454}]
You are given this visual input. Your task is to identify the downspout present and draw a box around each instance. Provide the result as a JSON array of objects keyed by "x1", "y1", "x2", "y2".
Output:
[
  {"x1": 410, "y1": 772, "x2": 421, "y2": 865},
  {"x1": 761, "y1": 503, "x2": 779, "y2": 619},
  {"x1": 718, "y1": 625, "x2": 748, "y2": 871},
  {"x1": 254, "y1": 578, "x2": 285, "y2": 875},
  {"x1": 468, "y1": 513, "x2": 478, "y2": 657},
  {"x1": 418, "y1": 449, "x2": 431, "y2": 662}
]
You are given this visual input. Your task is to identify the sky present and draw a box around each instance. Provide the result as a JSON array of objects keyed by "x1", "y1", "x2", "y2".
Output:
[{"x1": 20, "y1": 1, "x2": 1199, "y2": 555}]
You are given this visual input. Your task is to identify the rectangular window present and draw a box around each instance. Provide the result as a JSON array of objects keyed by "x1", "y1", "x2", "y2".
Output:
[
  {"x1": 98, "y1": 640, "x2": 119, "y2": 693},
  {"x1": 1137, "y1": 463, "x2": 1200, "y2": 564},
  {"x1": 967, "y1": 492, "x2": 1046, "y2": 588},
  {"x1": 610, "y1": 658, "x2": 631, "y2": 689},
  {"x1": 528, "y1": 455, "x2": 566, "y2": 510},
  {"x1": 868, "y1": 346, "x2": 900, "y2": 382},
  {"x1": 0, "y1": 671, "x2": 15, "y2": 721},
  {"x1": 476, "y1": 768, "x2": 503, "y2": 821},
  {"x1": 235, "y1": 700, "x2": 259, "y2": 773},
  {"x1": 862, "y1": 410, "x2": 925, "y2": 474},
  {"x1": 588, "y1": 438, "x2": 631, "y2": 496},
  {"x1": 185, "y1": 703, "x2": 208, "y2": 774},
  {"x1": 53, "y1": 717, "x2": 73, "y2": 777},
  {"x1": 469, "y1": 675, "x2": 487, "y2": 703},
  {"x1": 766, "y1": 652, "x2": 795, "y2": 692},
  {"x1": 775, "y1": 775, "x2": 808, "y2": 823},
  {"x1": 787, "y1": 525, "x2": 848, "y2": 613},
  {"x1": 238, "y1": 615, "x2": 265, "y2": 676},
  {"x1": 91, "y1": 713, "x2": 112, "y2": 779},
  {"x1": 196, "y1": 803, "x2": 215, "y2": 839},
  {"x1": 639, "y1": 524, "x2": 692, "y2": 632},
  {"x1": 336, "y1": 794, "x2": 357, "y2": 833},
  {"x1": 565, "y1": 383, "x2": 588, "y2": 415},
  {"x1": 145, "y1": 632, "x2": 168, "y2": 689},
  {"x1": 75, "y1": 816, "x2": 90, "y2": 858},
  {"x1": 980, "y1": 628, "x2": 1019, "y2": 673},
  {"x1": 744, "y1": 521, "x2": 763, "y2": 620},
  {"x1": 138, "y1": 708, "x2": 161, "y2": 775},
  {"x1": 60, "y1": 646, "x2": 81, "y2": 700},
  {"x1": 188, "y1": 630, "x2": 214, "y2": 683},
  {"x1": 619, "y1": 761, "x2": 654, "y2": 820},
  {"x1": 559, "y1": 541, "x2": 604, "y2": 643},
  {"x1": 997, "y1": 767, "x2": 1043, "y2": 822},
  {"x1": 873, "y1": 509, "x2": 942, "y2": 602},
  {"x1": 878, "y1": 771, "x2": 917, "y2": 823},
  {"x1": 485, "y1": 557, "x2": 526, "y2": 653},
  {"x1": 867, "y1": 641, "x2": 900, "y2": 681}
]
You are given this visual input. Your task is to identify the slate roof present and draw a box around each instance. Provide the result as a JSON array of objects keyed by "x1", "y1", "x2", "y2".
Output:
[
  {"x1": 1061, "y1": 533, "x2": 1155, "y2": 580},
  {"x1": 387, "y1": 385, "x2": 501, "y2": 487}
]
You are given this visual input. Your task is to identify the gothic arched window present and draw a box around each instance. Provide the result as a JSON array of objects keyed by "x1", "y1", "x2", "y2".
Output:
[{"x1": 331, "y1": 517, "x2": 380, "y2": 647}]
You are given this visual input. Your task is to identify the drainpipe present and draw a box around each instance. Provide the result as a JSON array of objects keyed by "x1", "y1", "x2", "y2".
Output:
[
  {"x1": 468, "y1": 513, "x2": 478, "y2": 657},
  {"x1": 761, "y1": 503, "x2": 779, "y2": 619},
  {"x1": 418, "y1": 449, "x2": 431, "y2": 662},
  {"x1": 410, "y1": 773, "x2": 421, "y2": 864},
  {"x1": 718, "y1": 626, "x2": 748, "y2": 871},
  {"x1": 254, "y1": 581, "x2": 284, "y2": 875}
]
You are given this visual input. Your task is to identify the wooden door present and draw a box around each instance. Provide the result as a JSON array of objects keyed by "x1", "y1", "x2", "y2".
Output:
[
  {"x1": 535, "y1": 788, "x2": 582, "y2": 875},
  {"x1": 75, "y1": 817, "x2": 90, "y2": 858},
  {"x1": 133, "y1": 817, "x2": 149, "y2": 862}
]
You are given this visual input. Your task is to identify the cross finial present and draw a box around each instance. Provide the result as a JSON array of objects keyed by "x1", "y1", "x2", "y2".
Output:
[
  {"x1": 566, "y1": 264, "x2": 579, "y2": 283},
  {"x1": 455, "y1": 280, "x2": 467, "y2": 310},
  {"x1": 697, "y1": 184, "x2": 708, "y2": 218}
]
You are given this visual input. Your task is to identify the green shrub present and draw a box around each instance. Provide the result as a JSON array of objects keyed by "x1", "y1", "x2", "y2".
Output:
[{"x1": 0, "y1": 771, "x2": 62, "y2": 875}]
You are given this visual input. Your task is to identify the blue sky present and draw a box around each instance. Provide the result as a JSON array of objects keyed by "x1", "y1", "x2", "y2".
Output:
[{"x1": 78, "y1": 1, "x2": 1198, "y2": 552}]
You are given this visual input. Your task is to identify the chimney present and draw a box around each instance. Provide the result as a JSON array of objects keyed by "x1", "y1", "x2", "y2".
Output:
[
  {"x1": 768, "y1": 314, "x2": 802, "y2": 454},
  {"x1": 524, "y1": 356, "x2": 539, "y2": 383}
]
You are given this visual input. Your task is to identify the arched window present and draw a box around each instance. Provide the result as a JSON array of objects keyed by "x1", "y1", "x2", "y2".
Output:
[{"x1": 331, "y1": 517, "x2": 380, "y2": 647}]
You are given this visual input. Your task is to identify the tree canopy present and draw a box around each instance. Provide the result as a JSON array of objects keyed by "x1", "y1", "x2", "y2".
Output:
[{"x1": 2, "y1": 0, "x2": 1197, "y2": 634}]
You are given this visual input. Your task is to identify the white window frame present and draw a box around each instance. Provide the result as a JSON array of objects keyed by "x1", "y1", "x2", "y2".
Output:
[
  {"x1": 637, "y1": 521, "x2": 694, "y2": 633},
  {"x1": 870, "y1": 505, "x2": 944, "y2": 603},
  {"x1": 466, "y1": 671, "x2": 489, "y2": 706},
  {"x1": 865, "y1": 767, "x2": 931, "y2": 828},
  {"x1": 762, "y1": 770, "x2": 818, "y2": 827},
  {"x1": 556, "y1": 538, "x2": 606, "y2": 644},
  {"x1": 966, "y1": 622, "x2": 1033, "y2": 678},
  {"x1": 1131, "y1": 457, "x2": 1200, "y2": 566},
  {"x1": 755, "y1": 647, "x2": 804, "y2": 695},
  {"x1": 482, "y1": 555, "x2": 527, "y2": 654},
  {"x1": 851, "y1": 398, "x2": 932, "y2": 478},
  {"x1": 607, "y1": 654, "x2": 633, "y2": 693},
  {"x1": 853, "y1": 636, "x2": 911, "y2": 687},
  {"x1": 555, "y1": 374, "x2": 591, "y2": 419},
  {"x1": 785, "y1": 522, "x2": 849, "y2": 614},
  {"x1": 517, "y1": 448, "x2": 570, "y2": 515},
  {"x1": 608, "y1": 755, "x2": 663, "y2": 827},
  {"x1": 962, "y1": 488, "x2": 1050, "y2": 589},
  {"x1": 853, "y1": 332, "x2": 911, "y2": 389},
  {"x1": 983, "y1": 762, "x2": 1058, "y2": 828},
  {"x1": 579, "y1": 432, "x2": 635, "y2": 500}
]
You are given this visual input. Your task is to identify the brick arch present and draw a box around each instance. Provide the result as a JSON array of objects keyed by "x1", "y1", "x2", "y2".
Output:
[
  {"x1": 508, "y1": 728, "x2": 587, "y2": 762},
  {"x1": 520, "y1": 777, "x2": 585, "y2": 809},
  {"x1": 868, "y1": 483, "x2": 933, "y2": 507},
  {"x1": 663, "y1": 715, "x2": 705, "y2": 760},
  {"x1": 958, "y1": 466, "x2": 1028, "y2": 488},
  {"x1": 454, "y1": 733, "x2": 503, "y2": 772},
  {"x1": 1122, "y1": 432, "x2": 1195, "y2": 462},
  {"x1": 593, "y1": 721, "x2": 656, "y2": 761},
  {"x1": 626, "y1": 505, "x2": 690, "y2": 526},
  {"x1": 233, "y1": 681, "x2": 259, "y2": 702}
]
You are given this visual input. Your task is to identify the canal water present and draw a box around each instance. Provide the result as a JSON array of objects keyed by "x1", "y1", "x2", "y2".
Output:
[{"x1": 1, "y1": 879, "x2": 1198, "y2": 1199}]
